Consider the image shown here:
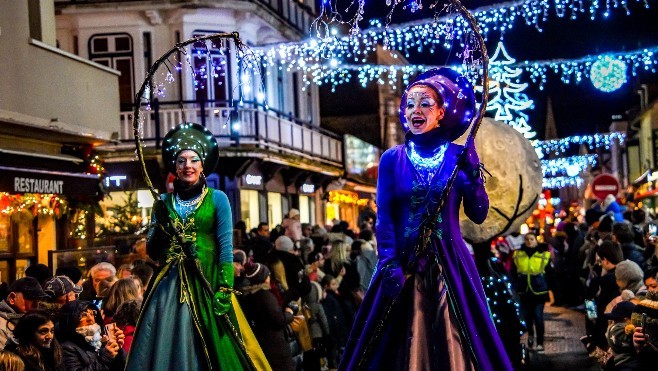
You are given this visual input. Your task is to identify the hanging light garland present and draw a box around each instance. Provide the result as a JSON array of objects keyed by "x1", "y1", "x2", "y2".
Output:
[
  {"x1": 543, "y1": 175, "x2": 584, "y2": 189},
  {"x1": 542, "y1": 154, "x2": 598, "y2": 177},
  {"x1": 536, "y1": 132, "x2": 626, "y2": 155},
  {"x1": 0, "y1": 193, "x2": 68, "y2": 218}
]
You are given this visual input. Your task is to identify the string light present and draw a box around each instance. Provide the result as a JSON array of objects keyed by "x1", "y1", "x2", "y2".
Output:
[
  {"x1": 542, "y1": 154, "x2": 597, "y2": 177},
  {"x1": 543, "y1": 176, "x2": 584, "y2": 189},
  {"x1": 0, "y1": 193, "x2": 68, "y2": 217},
  {"x1": 536, "y1": 132, "x2": 626, "y2": 155}
]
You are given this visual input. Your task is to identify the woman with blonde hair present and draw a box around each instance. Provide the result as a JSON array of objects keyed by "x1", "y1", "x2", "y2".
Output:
[
  {"x1": 101, "y1": 278, "x2": 141, "y2": 323},
  {"x1": 325, "y1": 240, "x2": 349, "y2": 281},
  {"x1": 0, "y1": 350, "x2": 25, "y2": 371}
]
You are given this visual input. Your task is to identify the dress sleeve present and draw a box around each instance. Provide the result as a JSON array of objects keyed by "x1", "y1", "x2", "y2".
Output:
[
  {"x1": 213, "y1": 190, "x2": 234, "y2": 264},
  {"x1": 458, "y1": 168, "x2": 489, "y2": 224},
  {"x1": 146, "y1": 194, "x2": 168, "y2": 262},
  {"x1": 375, "y1": 148, "x2": 398, "y2": 267}
]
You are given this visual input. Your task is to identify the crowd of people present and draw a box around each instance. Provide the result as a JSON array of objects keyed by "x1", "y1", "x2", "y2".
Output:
[{"x1": 0, "y1": 258, "x2": 152, "y2": 371}]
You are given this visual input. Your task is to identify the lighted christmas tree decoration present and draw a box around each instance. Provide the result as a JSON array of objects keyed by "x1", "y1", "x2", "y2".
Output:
[
  {"x1": 590, "y1": 55, "x2": 628, "y2": 92},
  {"x1": 485, "y1": 40, "x2": 536, "y2": 139}
]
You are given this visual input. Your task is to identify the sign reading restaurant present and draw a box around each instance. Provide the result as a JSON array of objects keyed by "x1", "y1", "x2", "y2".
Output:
[{"x1": 0, "y1": 166, "x2": 100, "y2": 196}]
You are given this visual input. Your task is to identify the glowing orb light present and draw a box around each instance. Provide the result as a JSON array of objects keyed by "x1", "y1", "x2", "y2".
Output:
[{"x1": 590, "y1": 56, "x2": 627, "y2": 92}]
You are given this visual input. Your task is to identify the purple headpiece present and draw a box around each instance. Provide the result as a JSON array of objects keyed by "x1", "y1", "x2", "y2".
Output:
[{"x1": 399, "y1": 68, "x2": 476, "y2": 142}]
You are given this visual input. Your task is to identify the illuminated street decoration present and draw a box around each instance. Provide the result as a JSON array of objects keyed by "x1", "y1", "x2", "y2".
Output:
[
  {"x1": 486, "y1": 41, "x2": 536, "y2": 139},
  {"x1": 590, "y1": 56, "x2": 628, "y2": 92},
  {"x1": 536, "y1": 132, "x2": 626, "y2": 155},
  {"x1": 543, "y1": 176, "x2": 584, "y2": 189},
  {"x1": 541, "y1": 155, "x2": 597, "y2": 177}
]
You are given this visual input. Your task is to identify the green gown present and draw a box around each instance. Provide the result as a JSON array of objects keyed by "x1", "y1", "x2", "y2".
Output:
[{"x1": 126, "y1": 188, "x2": 270, "y2": 371}]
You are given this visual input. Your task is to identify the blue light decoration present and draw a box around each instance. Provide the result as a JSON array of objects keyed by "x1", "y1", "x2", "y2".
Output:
[
  {"x1": 485, "y1": 40, "x2": 536, "y2": 139},
  {"x1": 541, "y1": 154, "x2": 598, "y2": 177},
  {"x1": 590, "y1": 55, "x2": 628, "y2": 92},
  {"x1": 536, "y1": 132, "x2": 626, "y2": 155},
  {"x1": 543, "y1": 176, "x2": 584, "y2": 189}
]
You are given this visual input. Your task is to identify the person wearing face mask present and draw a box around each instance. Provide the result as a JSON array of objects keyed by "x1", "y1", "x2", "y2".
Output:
[
  {"x1": 4, "y1": 310, "x2": 64, "y2": 371},
  {"x1": 340, "y1": 69, "x2": 512, "y2": 370},
  {"x1": 57, "y1": 301, "x2": 125, "y2": 370},
  {"x1": 126, "y1": 123, "x2": 269, "y2": 370}
]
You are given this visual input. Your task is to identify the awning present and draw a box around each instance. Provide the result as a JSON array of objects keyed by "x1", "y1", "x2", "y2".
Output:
[{"x1": 0, "y1": 165, "x2": 101, "y2": 197}]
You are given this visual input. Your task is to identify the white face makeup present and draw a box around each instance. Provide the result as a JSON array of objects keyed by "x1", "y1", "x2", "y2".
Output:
[
  {"x1": 176, "y1": 149, "x2": 203, "y2": 186},
  {"x1": 404, "y1": 85, "x2": 445, "y2": 135}
]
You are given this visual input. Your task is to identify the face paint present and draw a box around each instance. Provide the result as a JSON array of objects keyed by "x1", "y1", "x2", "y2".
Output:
[
  {"x1": 404, "y1": 85, "x2": 445, "y2": 135},
  {"x1": 175, "y1": 149, "x2": 203, "y2": 186}
]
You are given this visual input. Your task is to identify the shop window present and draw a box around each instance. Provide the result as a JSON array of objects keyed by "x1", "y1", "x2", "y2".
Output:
[
  {"x1": 267, "y1": 192, "x2": 283, "y2": 230},
  {"x1": 0, "y1": 215, "x2": 10, "y2": 252},
  {"x1": 16, "y1": 217, "x2": 35, "y2": 254},
  {"x1": 299, "y1": 195, "x2": 310, "y2": 223},
  {"x1": 89, "y1": 33, "x2": 134, "y2": 109},
  {"x1": 192, "y1": 31, "x2": 230, "y2": 102},
  {"x1": 240, "y1": 190, "x2": 260, "y2": 231},
  {"x1": 0, "y1": 261, "x2": 8, "y2": 284}
]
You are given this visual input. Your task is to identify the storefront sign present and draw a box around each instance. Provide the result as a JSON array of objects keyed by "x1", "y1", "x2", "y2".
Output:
[
  {"x1": 245, "y1": 174, "x2": 262, "y2": 186},
  {"x1": 105, "y1": 175, "x2": 127, "y2": 188},
  {"x1": 0, "y1": 166, "x2": 100, "y2": 196},
  {"x1": 300, "y1": 183, "x2": 315, "y2": 193},
  {"x1": 591, "y1": 173, "x2": 620, "y2": 200}
]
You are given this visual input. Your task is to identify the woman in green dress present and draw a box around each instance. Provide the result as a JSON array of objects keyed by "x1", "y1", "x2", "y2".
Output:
[{"x1": 126, "y1": 123, "x2": 270, "y2": 371}]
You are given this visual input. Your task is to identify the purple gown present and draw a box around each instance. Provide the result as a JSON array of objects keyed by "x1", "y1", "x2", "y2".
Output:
[{"x1": 340, "y1": 131, "x2": 512, "y2": 371}]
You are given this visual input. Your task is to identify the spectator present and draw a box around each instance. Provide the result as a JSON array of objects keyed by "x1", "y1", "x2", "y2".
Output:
[
  {"x1": 358, "y1": 229, "x2": 377, "y2": 252},
  {"x1": 602, "y1": 194, "x2": 625, "y2": 222},
  {"x1": 282, "y1": 209, "x2": 302, "y2": 243},
  {"x1": 5, "y1": 310, "x2": 65, "y2": 371},
  {"x1": 79, "y1": 263, "x2": 116, "y2": 301},
  {"x1": 250, "y1": 222, "x2": 273, "y2": 264},
  {"x1": 615, "y1": 260, "x2": 647, "y2": 300},
  {"x1": 357, "y1": 199, "x2": 377, "y2": 232},
  {"x1": 306, "y1": 252, "x2": 325, "y2": 283},
  {"x1": 240, "y1": 263, "x2": 295, "y2": 371},
  {"x1": 0, "y1": 350, "x2": 24, "y2": 371},
  {"x1": 512, "y1": 232, "x2": 554, "y2": 352},
  {"x1": 112, "y1": 299, "x2": 142, "y2": 353},
  {"x1": 310, "y1": 225, "x2": 328, "y2": 255},
  {"x1": 115, "y1": 265, "x2": 133, "y2": 280},
  {"x1": 604, "y1": 300, "x2": 641, "y2": 370},
  {"x1": 632, "y1": 291, "x2": 658, "y2": 368},
  {"x1": 43, "y1": 276, "x2": 82, "y2": 306},
  {"x1": 234, "y1": 220, "x2": 250, "y2": 250},
  {"x1": 320, "y1": 275, "x2": 348, "y2": 369},
  {"x1": 302, "y1": 281, "x2": 330, "y2": 371},
  {"x1": 268, "y1": 236, "x2": 311, "y2": 304},
  {"x1": 129, "y1": 264, "x2": 153, "y2": 297},
  {"x1": 0, "y1": 278, "x2": 49, "y2": 349},
  {"x1": 24, "y1": 265, "x2": 52, "y2": 287},
  {"x1": 101, "y1": 278, "x2": 141, "y2": 324},
  {"x1": 233, "y1": 250, "x2": 249, "y2": 291},
  {"x1": 612, "y1": 222, "x2": 646, "y2": 271},
  {"x1": 352, "y1": 240, "x2": 377, "y2": 293},
  {"x1": 645, "y1": 268, "x2": 658, "y2": 293},
  {"x1": 57, "y1": 301, "x2": 125, "y2": 370}
]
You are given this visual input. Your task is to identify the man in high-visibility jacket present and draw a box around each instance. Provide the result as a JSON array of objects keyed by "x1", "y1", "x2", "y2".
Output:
[{"x1": 512, "y1": 232, "x2": 554, "y2": 352}]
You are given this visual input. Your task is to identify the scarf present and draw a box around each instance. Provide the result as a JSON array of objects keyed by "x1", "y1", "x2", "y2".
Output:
[
  {"x1": 75, "y1": 323, "x2": 103, "y2": 351},
  {"x1": 173, "y1": 176, "x2": 207, "y2": 200}
]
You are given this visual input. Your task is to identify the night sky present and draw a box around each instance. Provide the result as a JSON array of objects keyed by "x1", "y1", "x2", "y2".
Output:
[{"x1": 320, "y1": 0, "x2": 658, "y2": 140}]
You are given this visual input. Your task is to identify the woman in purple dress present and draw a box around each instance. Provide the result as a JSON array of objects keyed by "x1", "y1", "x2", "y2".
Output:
[{"x1": 340, "y1": 68, "x2": 512, "y2": 371}]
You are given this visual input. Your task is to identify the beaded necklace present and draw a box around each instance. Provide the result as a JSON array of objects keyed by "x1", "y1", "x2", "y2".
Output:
[{"x1": 174, "y1": 186, "x2": 207, "y2": 219}]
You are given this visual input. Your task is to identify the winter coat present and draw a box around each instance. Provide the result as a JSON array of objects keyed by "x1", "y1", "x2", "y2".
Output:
[
  {"x1": 321, "y1": 290, "x2": 348, "y2": 343},
  {"x1": 118, "y1": 324, "x2": 135, "y2": 353},
  {"x1": 303, "y1": 282, "x2": 329, "y2": 340},
  {"x1": 240, "y1": 284, "x2": 295, "y2": 371},
  {"x1": 3, "y1": 341, "x2": 66, "y2": 371},
  {"x1": 620, "y1": 242, "x2": 647, "y2": 271},
  {"x1": 0, "y1": 300, "x2": 21, "y2": 350}
]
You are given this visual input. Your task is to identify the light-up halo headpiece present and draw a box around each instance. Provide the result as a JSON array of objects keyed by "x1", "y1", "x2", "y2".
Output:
[
  {"x1": 161, "y1": 122, "x2": 219, "y2": 174},
  {"x1": 399, "y1": 67, "x2": 475, "y2": 142}
]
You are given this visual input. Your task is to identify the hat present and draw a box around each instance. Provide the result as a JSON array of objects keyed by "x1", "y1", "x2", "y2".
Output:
[
  {"x1": 9, "y1": 277, "x2": 49, "y2": 300},
  {"x1": 233, "y1": 250, "x2": 247, "y2": 265},
  {"x1": 606, "y1": 300, "x2": 636, "y2": 320},
  {"x1": 275, "y1": 236, "x2": 295, "y2": 253},
  {"x1": 308, "y1": 252, "x2": 324, "y2": 264},
  {"x1": 43, "y1": 275, "x2": 83, "y2": 299},
  {"x1": 161, "y1": 122, "x2": 219, "y2": 174},
  {"x1": 399, "y1": 68, "x2": 476, "y2": 142},
  {"x1": 288, "y1": 208, "x2": 300, "y2": 218},
  {"x1": 25, "y1": 264, "x2": 53, "y2": 285},
  {"x1": 244, "y1": 263, "x2": 270, "y2": 284},
  {"x1": 615, "y1": 260, "x2": 644, "y2": 287}
]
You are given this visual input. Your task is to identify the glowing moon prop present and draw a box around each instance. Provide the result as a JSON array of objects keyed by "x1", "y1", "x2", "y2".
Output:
[{"x1": 460, "y1": 118, "x2": 543, "y2": 243}]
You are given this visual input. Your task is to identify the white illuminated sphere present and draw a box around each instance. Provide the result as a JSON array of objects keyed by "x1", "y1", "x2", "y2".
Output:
[
  {"x1": 459, "y1": 118, "x2": 543, "y2": 243},
  {"x1": 590, "y1": 56, "x2": 627, "y2": 93}
]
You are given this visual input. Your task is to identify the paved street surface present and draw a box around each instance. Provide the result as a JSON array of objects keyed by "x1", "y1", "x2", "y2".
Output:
[{"x1": 521, "y1": 305, "x2": 599, "y2": 371}]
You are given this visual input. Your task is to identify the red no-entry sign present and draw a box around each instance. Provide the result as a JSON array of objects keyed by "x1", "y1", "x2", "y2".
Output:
[{"x1": 591, "y1": 174, "x2": 620, "y2": 200}]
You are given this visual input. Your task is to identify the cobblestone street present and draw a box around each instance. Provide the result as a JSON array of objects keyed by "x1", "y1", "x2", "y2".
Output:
[{"x1": 522, "y1": 305, "x2": 599, "y2": 371}]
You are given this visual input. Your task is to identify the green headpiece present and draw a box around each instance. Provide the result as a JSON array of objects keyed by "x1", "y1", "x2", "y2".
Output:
[{"x1": 162, "y1": 122, "x2": 219, "y2": 174}]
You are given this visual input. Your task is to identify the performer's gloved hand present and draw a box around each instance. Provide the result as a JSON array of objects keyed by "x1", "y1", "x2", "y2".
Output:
[
  {"x1": 213, "y1": 262, "x2": 235, "y2": 316},
  {"x1": 380, "y1": 261, "x2": 406, "y2": 299},
  {"x1": 458, "y1": 136, "x2": 482, "y2": 179}
]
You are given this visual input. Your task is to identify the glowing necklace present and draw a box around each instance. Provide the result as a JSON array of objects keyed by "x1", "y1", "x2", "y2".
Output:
[
  {"x1": 406, "y1": 141, "x2": 448, "y2": 184},
  {"x1": 174, "y1": 186, "x2": 207, "y2": 218}
]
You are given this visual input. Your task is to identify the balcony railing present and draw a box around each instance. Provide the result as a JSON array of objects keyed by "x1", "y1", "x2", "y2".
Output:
[{"x1": 116, "y1": 100, "x2": 343, "y2": 166}]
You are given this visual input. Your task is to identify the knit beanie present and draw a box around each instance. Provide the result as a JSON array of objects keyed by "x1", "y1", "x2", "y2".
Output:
[
  {"x1": 598, "y1": 215, "x2": 614, "y2": 233},
  {"x1": 275, "y1": 236, "x2": 295, "y2": 253},
  {"x1": 244, "y1": 262, "x2": 270, "y2": 284},
  {"x1": 615, "y1": 260, "x2": 644, "y2": 289}
]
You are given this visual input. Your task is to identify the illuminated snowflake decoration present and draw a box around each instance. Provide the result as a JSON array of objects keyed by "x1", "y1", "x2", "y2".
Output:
[{"x1": 590, "y1": 56, "x2": 627, "y2": 92}]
